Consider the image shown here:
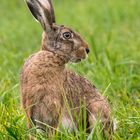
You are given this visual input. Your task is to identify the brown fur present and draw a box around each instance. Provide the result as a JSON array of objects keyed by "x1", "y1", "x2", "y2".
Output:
[
  {"x1": 20, "y1": 50, "x2": 112, "y2": 135},
  {"x1": 22, "y1": 0, "x2": 113, "y2": 138}
]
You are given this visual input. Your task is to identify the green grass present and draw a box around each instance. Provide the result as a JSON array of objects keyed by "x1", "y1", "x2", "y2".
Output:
[{"x1": 0, "y1": 0, "x2": 140, "y2": 139}]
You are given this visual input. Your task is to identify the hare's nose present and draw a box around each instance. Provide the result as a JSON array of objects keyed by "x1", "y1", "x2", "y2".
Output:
[{"x1": 85, "y1": 48, "x2": 90, "y2": 54}]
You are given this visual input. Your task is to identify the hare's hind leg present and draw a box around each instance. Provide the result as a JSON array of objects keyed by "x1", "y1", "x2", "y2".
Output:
[{"x1": 87, "y1": 100, "x2": 113, "y2": 139}]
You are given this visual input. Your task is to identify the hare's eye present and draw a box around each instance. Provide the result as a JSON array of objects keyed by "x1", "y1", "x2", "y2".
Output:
[{"x1": 63, "y1": 32, "x2": 72, "y2": 39}]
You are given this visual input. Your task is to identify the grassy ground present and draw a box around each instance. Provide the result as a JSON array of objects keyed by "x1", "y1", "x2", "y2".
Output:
[{"x1": 0, "y1": 0, "x2": 140, "y2": 139}]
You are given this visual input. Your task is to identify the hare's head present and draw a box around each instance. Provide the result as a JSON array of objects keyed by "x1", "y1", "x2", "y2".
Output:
[{"x1": 26, "y1": 0, "x2": 89, "y2": 63}]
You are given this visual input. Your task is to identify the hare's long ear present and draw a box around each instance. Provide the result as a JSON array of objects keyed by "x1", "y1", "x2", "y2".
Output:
[{"x1": 25, "y1": 0, "x2": 55, "y2": 31}]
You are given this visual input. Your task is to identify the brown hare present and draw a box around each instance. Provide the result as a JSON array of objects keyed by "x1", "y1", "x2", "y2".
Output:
[{"x1": 21, "y1": 0, "x2": 114, "y2": 138}]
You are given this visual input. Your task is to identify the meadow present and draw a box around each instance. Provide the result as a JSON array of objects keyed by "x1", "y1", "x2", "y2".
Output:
[{"x1": 0, "y1": 0, "x2": 140, "y2": 139}]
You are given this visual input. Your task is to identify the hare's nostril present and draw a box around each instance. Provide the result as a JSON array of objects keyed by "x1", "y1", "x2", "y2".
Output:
[{"x1": 86, "y1": 48, "x2": 90, "y2": 54}]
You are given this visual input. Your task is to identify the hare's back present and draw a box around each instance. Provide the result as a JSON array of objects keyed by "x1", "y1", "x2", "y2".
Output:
[{"x1": 64, "y1": 70, "x2": 103, "y2": 104}]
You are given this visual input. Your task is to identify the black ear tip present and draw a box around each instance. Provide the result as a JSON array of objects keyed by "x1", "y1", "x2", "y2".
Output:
[
  {"x1": 25, "y1": 0, "x2": 56, "y2": 30},
  {"x1": 26, "y1": 1, "x2": 40, "y2": 21}
]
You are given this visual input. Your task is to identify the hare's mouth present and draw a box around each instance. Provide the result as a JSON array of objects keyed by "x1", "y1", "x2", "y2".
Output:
[
  {"x1": 75, "y1": 59, "x2": 82, "y2": 63},
  {"x1": 70, "y1": 58, "x2": 82, "y2": 63}
]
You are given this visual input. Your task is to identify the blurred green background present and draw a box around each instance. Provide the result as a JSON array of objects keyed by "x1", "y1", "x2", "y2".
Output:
[{"x1": 0, "y1": 0, "x2": 140, "y2": 139}]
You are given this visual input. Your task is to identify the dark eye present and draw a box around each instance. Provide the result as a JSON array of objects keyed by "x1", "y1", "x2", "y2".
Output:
[{"x1": 63, "y1": 32, "x2": 72, "y2": 39}]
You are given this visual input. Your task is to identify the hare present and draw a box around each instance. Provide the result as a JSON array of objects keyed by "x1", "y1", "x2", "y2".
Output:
[{"x1": 21, "y1": 0, "x2": 113, "y2": 138}]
